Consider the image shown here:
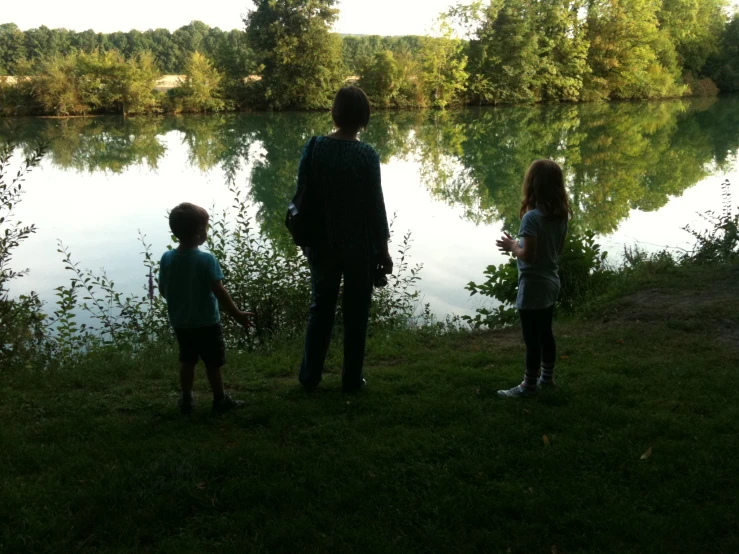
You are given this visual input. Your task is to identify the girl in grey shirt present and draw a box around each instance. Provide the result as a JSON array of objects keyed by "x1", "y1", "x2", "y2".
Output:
[{"x1": 495, "y1": 160, "x2": 571, "y2": 398}]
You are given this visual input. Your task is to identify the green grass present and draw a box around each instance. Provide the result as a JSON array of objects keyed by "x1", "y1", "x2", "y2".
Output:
[{"x1": 2, "y1": 265, "x2": 738, "y2": 553}]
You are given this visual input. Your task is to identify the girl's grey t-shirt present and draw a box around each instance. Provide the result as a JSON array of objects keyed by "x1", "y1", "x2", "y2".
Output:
[{"x1": 516, "y1": 209, "x2": 568, "y2": 310}]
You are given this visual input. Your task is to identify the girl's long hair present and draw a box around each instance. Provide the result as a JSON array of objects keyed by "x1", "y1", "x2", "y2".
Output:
[{"x1": 520, "y1": 159, "x2": 573, "y2": 221}]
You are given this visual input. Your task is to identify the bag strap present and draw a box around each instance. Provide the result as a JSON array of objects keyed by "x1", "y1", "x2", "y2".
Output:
[{"x1": 306, "y1": 136, "x2": 317, "y2": 184}]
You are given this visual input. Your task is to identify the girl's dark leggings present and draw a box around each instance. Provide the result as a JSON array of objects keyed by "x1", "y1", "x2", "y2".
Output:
[{"x1": 519, "y1": 305, "x2": 556, "y2": 378}]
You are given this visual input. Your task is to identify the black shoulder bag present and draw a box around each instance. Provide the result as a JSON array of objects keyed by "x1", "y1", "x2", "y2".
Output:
[{"x1": 285, "y1": 136, "x2": 324, "y2": 247}]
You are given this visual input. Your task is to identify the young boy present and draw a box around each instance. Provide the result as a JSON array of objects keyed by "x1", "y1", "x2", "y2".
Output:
[{"x1": 159, "y1": 202, "x2": 252, "y2": 414}]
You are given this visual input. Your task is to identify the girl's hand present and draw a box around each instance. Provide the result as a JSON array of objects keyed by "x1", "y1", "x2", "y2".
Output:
[{"x1": 495, "y1": 232, "x2": 516, "y2": 253}]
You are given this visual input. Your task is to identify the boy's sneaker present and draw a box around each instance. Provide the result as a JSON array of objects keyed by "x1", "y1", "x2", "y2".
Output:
[
  {"x1": 537, "y1": 377, "x2": 557, "y2": 389},
  {"x1": 212, "y1": 394, "x2": 245, "y2": 413},
  {"x1": 497, "y1": 384, "x2": 537, "y2": 399},
  {"x1": 178, "y1": 396, "x2": 195, "y2": 415}
]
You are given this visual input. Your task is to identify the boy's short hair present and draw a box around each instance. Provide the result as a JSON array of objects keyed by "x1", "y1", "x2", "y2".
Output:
[
  {"x1": 331, "y1": 86, "x2": 371, "y2": 130},
  {"x1": 169, "y1": 203, "x2": 209, "y2": 241}
]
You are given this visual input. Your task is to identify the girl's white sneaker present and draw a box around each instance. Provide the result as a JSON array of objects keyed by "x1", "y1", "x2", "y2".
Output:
[{"x1": 497, "y1": 384, "x2": 537, "y2": 399}]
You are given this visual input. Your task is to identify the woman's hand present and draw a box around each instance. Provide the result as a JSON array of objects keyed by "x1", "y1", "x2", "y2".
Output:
[
  {"x1": 379, "y1": 251, "x2": 394, "y2": 275},
  {"x1": 496, "y1": 232, "x2": 517, "y2": 253}
]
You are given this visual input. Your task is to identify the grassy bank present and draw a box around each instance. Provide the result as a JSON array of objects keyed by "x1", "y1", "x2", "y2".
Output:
[{"x1": 2, "y1": 263, "x2": 738, "y2": 553}]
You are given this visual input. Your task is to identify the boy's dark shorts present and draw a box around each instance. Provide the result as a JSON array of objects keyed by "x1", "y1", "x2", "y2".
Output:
[{"x1": 174, "y1": 323, "x2": 226, "y2": 367}]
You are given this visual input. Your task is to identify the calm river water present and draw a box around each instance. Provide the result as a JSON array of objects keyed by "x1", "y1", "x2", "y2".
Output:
[{"x1": 2, "y1": 96, "x2": 738, "y2": 316}]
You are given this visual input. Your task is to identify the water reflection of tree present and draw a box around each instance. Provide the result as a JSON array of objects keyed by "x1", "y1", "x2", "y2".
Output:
[
  {"x1": 1, "y1": 96, "x2": 738, "y2": 237},
  {"x1": 0, "y1": 116, "x2": 166, "y2": 172},
  {"x1": 414, "y1": 97, "x2": 739, "y2": 234}
]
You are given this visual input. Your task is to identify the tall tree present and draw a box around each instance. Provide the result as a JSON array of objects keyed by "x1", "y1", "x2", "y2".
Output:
[
  {"x1": 533, "y1": 0, "x2": 589, "y2": 102},
  {"x1": 175, "y1": 52, "x2": 225, "y2": 113},
  {"x1": 658, "y1": 0, "x2": 727, "y2": 74},
  {"x1": 707, "y1": 14, "x2": 739, "y2": 92},
  {"x1": 419, "y1": 21, "x2": 468, "y2": 109},
  {"x1": 467, "y1": 0, "x2": 542, "y2": 104},
  {"x1": 359, "y1": 51, "x2": 403, "y2": 108},
  {"x1": 110, "y1": 51, "x2": 161, "y2": 115},
  {"x1": 34, "y1": 53, "x2": 93, "y2": 116},
  {"x1": 584, "y1": 0, "x2": 685, "y2": 100},
  {"x1": 244, "y1": 0, "x2": 345, "y2": 110},
  {"x1": 0, "y1": 24, "x2": 28, "y2": 75}
]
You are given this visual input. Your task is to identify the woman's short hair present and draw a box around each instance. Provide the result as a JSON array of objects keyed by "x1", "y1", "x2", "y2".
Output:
[
  {"x1": 169, "y1": 202, "x2": 209, "y2": 241},
  {"x1": 331, "y1": 86, "x2": 371, "y2": 130}
]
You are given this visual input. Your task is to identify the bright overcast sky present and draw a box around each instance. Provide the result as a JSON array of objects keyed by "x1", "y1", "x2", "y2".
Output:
[{"x1": 2, "y1": 0, "x2": 457, "y2": 36}]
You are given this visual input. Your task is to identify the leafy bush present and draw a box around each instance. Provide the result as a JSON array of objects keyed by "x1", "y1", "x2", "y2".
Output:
[
  {"x1": 462, "y1": 230, "x2": 611, "y2": 329},
  {"x1": 167, "y1": 52, "x2": 225, "y2": 114},
  {"x1": 369, "y1": 225, "x2": 424, "y2": 330},
  {"x1": 0, "y1": 145, "x2": 47, "y2": 366},
  {"x1": 48, "y1": 234, "x2": 170, "y2": 359},
  {"x1": 681, "y1": 179, "x2": 738, "y2": 265},
  {"x1": 0, "y1": 76, "x2": 40, "y2": 116}
]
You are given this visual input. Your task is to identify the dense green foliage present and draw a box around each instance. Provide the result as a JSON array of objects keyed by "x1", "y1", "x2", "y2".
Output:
[
  {"x1": 1, "y1": 1, "x2": 737, "y2": 114},
  {"x1": 705, "y1": 14, "x2": 739, "y2": 92},
  {"x1": 33, "y1": 50, "x2": 160, "y2": 116},
  {"x1": 0, "y1": 49, "x2": 228, "y2": 116},
  {"x1": 168, "y1": 52, "x2": 226, "y2": 114},
  {"x1": 0, "y1": 21, "x2": 253, "y2": 76}
]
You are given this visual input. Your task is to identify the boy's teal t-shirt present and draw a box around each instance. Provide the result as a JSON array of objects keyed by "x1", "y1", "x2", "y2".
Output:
[{"x1": 159, "y1": 248, "x2": 224, "y2": 329}]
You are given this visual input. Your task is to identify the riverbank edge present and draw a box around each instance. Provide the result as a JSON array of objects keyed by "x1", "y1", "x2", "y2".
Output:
[{"x1": 2, "y1": 91, "x2": 736, "y2": 120}]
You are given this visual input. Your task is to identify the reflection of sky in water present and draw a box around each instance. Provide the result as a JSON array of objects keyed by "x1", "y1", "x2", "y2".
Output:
[{"x1": 8, "y1": 126, "x2": 739, "y2": 319}]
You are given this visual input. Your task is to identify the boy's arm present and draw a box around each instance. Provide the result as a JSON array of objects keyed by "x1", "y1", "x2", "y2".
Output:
[
  {"x1": 158, "y1": 257, "x2": 168, "y2": 299},
  {"x1": 212, "y1": 280, "x2": 252, "y2": 327}
]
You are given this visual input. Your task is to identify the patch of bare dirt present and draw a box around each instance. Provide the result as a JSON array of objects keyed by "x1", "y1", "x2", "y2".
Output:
[{"x1": 601, "y1": 265, "x2": 739, "y2": 350}]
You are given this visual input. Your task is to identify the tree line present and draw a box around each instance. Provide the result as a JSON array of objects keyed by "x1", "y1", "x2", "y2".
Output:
[{"x1": 1, "y1": 0, "x2": 738, "y2": 116}]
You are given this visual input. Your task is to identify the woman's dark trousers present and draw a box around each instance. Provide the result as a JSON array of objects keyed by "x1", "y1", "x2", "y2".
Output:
[{"x1": 299, "y1": 247, "x2": 374, "y2": 392}]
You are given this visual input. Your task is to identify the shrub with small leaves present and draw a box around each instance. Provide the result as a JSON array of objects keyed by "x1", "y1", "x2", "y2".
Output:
[
  {"x1": 682, "y1": 180, "x2": 738, "y2": 265},
  {"x1": 0, "y1": 145, "x2": 47, "y2": 366},
  {"x1": 462, "y1": 230, "x2": 611, "y2": 329}
]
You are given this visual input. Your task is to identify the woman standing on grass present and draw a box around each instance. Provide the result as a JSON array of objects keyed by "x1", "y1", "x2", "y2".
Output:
[
  {"x1": 495, "y1": 160, "x2": 571, "y2": 398},
  {"x1": 298, "y1": 86, "x2": 393, "y2": 393}
]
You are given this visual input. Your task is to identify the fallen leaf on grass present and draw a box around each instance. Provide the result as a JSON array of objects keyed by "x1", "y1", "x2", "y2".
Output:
[
  {"x1": 618, "y1": 338, "x2": 625, "y2": 345},
  {"x1": 196, "y1": 482, "x2": 207, "y2": 490},
  {"x1": 552, "y1": 547, "x2": 559, "y2": 554},
  {"x1": 560, "y1": 355, "x2": 570, "y2": 360},
  {"x1": 640, "y1": 446, "x2": 653, "y2": 460},
  {"x1": 543, "y1": 435, "x2": 550, "y2": 446}
]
